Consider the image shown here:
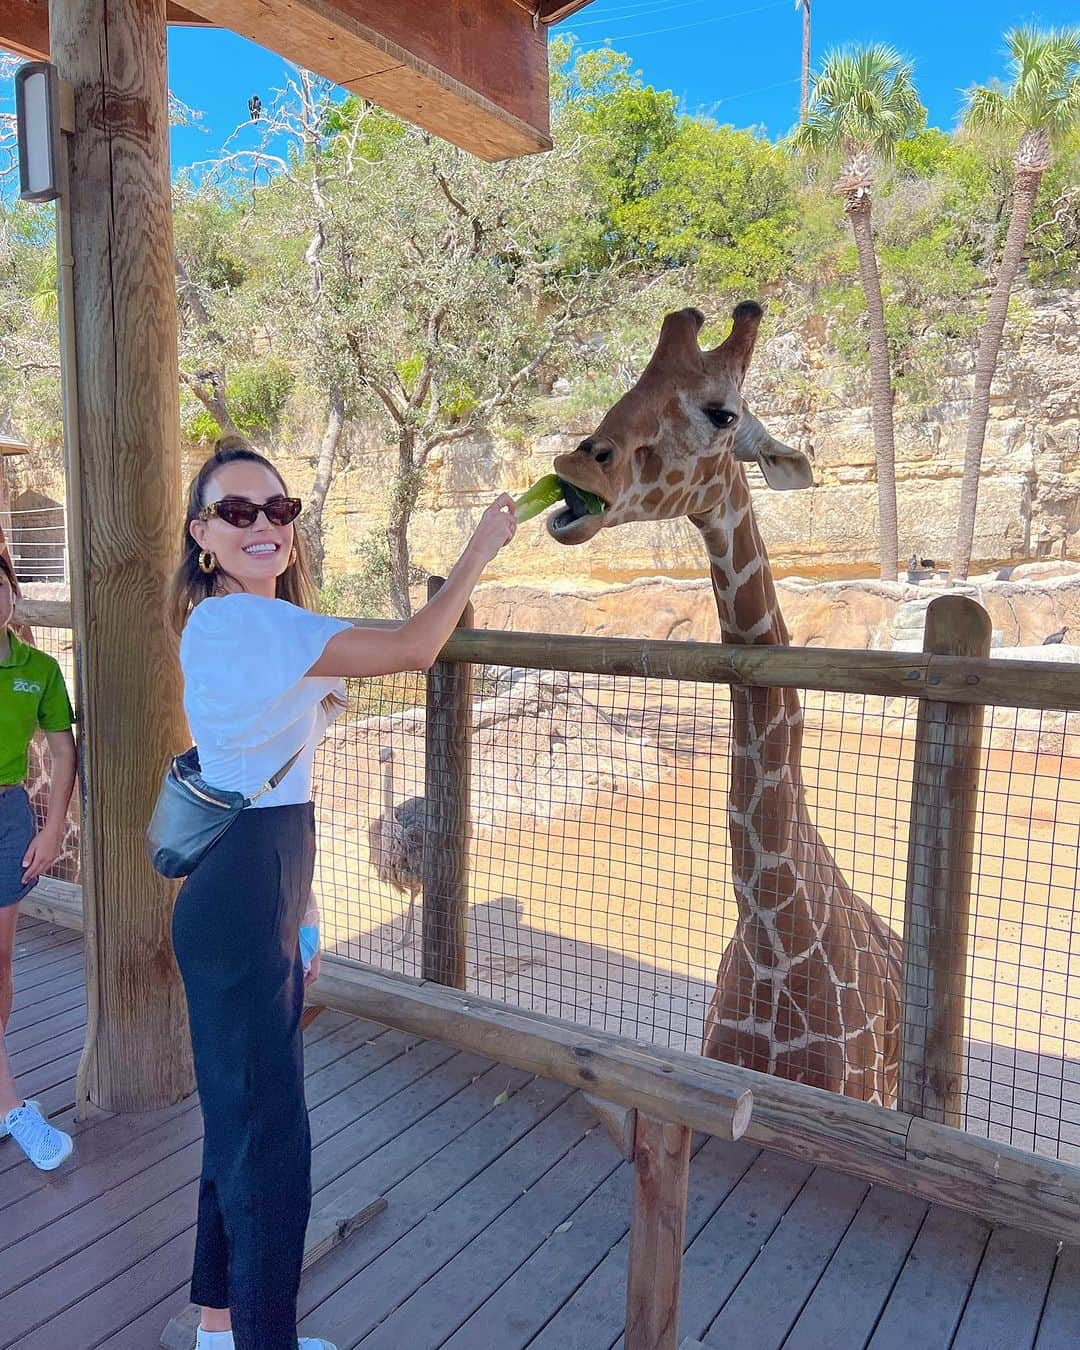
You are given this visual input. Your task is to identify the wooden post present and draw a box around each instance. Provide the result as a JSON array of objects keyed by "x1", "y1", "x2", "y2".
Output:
[
  {"x1": 50, "y1": 0, "x2": 194, "y2": 1109},
  {"x1": 900, "y1": 595, "x2": 992, "y2": 1125},
  {"x1": 625, "y1": 1114, "x2": 692, "y2": 1350},
  {"x1": 421, "y1": 575, "x2": 473, "y2": 988}
]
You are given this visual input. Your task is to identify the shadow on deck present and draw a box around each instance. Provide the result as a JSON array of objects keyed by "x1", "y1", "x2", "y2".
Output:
[{"x1": 3, "y1": 914, "x2": 1078, "y2": 1350}]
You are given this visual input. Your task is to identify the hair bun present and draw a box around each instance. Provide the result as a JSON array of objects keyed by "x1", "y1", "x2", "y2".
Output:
[{"x1": 214, "y1": 433, "x2": 251, "y2": 454}]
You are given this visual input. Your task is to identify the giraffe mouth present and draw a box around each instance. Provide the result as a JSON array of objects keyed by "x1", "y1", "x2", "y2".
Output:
[{"x1": 547, "y1": 481, "x2": 607, "y2": 543}]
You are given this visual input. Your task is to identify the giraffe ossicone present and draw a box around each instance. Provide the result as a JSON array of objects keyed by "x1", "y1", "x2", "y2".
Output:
[{"x1": 551, "y1": 301, "x2": 901, "y2": 1107}]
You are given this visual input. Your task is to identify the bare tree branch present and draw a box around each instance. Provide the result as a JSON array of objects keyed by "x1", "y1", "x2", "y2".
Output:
[{"x1": 179, "y1": 367, "x2": 247, "y2": 443}]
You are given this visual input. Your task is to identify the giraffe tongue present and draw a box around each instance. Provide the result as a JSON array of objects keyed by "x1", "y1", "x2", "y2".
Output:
[{"x1": 559, "y1": 481, "x2": 605, "y2": 521}]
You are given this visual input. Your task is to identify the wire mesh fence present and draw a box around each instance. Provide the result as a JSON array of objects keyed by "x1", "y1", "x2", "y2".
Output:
[
  {"x1": 17, "y1": 614, "x2": 1080, "y2": 1167},
  {"x1": 310, "y1": 652, "x2": 1080, "y2": 1167}
]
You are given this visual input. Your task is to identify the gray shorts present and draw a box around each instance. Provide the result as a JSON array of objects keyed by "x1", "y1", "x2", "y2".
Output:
[{"x1": 0, "y1": 786, "x2": 38, "y2": 909}]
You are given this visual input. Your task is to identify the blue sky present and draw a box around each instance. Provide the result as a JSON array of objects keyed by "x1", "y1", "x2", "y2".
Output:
[{"x1": 163, "y1": 0, "x2": 1080, "y2": 171}]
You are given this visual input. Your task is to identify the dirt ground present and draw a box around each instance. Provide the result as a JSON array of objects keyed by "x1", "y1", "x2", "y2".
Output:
[{"x1": 314, "y1": 676, "x2": 1080, "y2": 1163}]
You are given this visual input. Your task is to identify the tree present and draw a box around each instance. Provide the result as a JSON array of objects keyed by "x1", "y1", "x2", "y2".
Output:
[
  {"x1": 952, "y1": 26, "x2": 1080, "y2": 579},
  {"x1": 319, "y1": 109, "x2": 614, "y2": 615},
  {"x1": 174, "y1": 71, "x2": 352, "y2": 588},
  {"x1": 792, "y1": 46, "x2": 925, "y2": 581}
]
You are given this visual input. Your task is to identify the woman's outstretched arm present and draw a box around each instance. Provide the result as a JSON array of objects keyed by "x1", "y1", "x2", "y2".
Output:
[{"x1": 306, "y1": 494, "x2": 516, "y2": 679}]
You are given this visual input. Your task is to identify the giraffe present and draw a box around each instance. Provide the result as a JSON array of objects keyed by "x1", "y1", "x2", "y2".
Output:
[{"x1": 548, "y1": 302, "x2": 901, "y2": 1105}]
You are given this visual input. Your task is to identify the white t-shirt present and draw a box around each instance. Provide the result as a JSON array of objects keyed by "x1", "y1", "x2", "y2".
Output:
[{"x1": 180, "y1": 593, "x2": 352, "y2": 808}]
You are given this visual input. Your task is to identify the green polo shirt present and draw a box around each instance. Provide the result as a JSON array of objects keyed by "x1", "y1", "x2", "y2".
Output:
[{"x1": 0, "y1": 633, "x2": 75, "y2": 785}]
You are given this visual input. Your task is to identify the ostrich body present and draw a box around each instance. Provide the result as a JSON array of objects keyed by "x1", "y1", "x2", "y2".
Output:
[{"x1": 367, "y1": 746, "x2": 425, "y2": 947}]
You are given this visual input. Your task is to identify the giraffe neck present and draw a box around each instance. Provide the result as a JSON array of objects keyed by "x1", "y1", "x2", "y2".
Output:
[
  {"x1": 690, "y1": 469, "x2": 789, "y2": 647},
  {"x1": 691, "y1": 470, "x2": 808, "y2": 918}
]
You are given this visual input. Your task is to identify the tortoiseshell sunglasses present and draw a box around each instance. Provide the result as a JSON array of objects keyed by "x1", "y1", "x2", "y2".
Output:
[{"x1": 198, "y1": 495, "x2": 303, "y2": 529}]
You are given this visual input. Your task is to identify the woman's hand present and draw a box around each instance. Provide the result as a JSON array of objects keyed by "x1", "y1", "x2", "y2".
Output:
[
  {"x1": 22, "y1": 823, "x2": 65, "y2": 885},
  {"x1": 468, "y1": 494, "x2": 517, "y2": 565}
]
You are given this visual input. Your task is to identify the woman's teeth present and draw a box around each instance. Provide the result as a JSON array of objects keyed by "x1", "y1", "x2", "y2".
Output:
[{"x1": 243, "y1": 543, "x2": 278, "y2": 556}]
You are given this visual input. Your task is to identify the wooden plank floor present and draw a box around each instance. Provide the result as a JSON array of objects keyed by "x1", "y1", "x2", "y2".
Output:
[{"x1": 3, "y1": 915, "x2": 1078, "y2": 1350}]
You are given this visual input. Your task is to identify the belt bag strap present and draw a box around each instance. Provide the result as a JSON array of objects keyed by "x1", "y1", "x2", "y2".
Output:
[{"x1": 247, "y1": 743, "x2": 306, "y2": 805}]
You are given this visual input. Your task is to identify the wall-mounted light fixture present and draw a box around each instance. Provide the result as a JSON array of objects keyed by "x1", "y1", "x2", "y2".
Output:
[{"x1": 15, "y1": 61, "x2": 65, "y2": 202}]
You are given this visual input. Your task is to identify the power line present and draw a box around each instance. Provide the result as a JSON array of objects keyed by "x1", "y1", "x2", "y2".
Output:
[
  {"x1": 568, "y1": 0, "x2": 726, "y2": 29},
  {"x1": 568, "y1": 0, "x2": 789, "y2": 50},
  {"x1": 715, "y1": 74, "x2": 801, "y2": 107}
]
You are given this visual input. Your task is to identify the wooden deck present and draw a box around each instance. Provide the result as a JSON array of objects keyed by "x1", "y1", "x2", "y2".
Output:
[{"x1": 3, "y1": 914, "x2": 1078, "y2": 1350}]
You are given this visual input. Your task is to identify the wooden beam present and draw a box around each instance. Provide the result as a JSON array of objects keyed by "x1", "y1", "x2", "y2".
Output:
[
  {"x1": 537, "y1": 1, "x2": 597, "y2": 21},
  {"x1": 0, "y1": 0, "x2": 211, "y2": 58},
  {"x1": 434, "y1": 628, "x2": 1080, "y2": 712},
  {"x1": 313, "y1": 955, "x2": 1080, "y2": 1244},
  {"x1": 583, "y1": 1091, "x2": 637, "y2": 1159},
  {"x1": 51, "y1": 0, "x2": 193, "y2": 1112},
  {"x1": 422, "y1": 575, "x2": 472, "y2": 989},
  {"x1": 179, "y1": 0, "x2": 552, "y2": 161},
  {"x1": 901, "y1": 597, "x2": 991, "y2": 1125},
  {"x1": 160, "y1": 1194, "x2": 388, "y2": 1348},
  {"x1": 316, "y1": 956, "x2": 754, "y2": 1142},
  {"x1": 21, "y1": 875, "x2": 83, "y2": 930},
  {"x1": 0, "y1": 0, "x2": 46, "y2": 57},
  {"x1": 626, "y1": 1114, "x2": 692, "y2": 1350},
  {"x1": 19, "y1": 606, "x2": 1080, "y2": 714}
]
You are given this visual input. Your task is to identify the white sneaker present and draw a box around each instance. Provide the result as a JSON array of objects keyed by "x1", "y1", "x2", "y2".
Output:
[
  {"x1": 195, "y1": 1331, "x2": 336, "y2": 1350},
  {"x1": 3, "y1": 1101, "x2": 73, "y2": 1170},
  {"x1": 0, "y1": 1097, "x2": 43, "y2": 1139}
]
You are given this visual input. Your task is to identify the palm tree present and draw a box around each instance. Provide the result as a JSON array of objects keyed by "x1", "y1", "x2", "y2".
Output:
[
  {"x1": 793, "y1": 47, "x2": 925, "y2": 581},
  {"x1": 952, "y1": 27, "x2": 1080, "y2": 579},
  {"x1": 798, "y1": 1, "x2": 811, "y2": 125}
]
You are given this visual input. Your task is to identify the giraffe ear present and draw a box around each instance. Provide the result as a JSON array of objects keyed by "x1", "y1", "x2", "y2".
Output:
[
  {"x1": 732, "y1": 408, "x2": 813, "y2": 491},
  {"x1": 647, "y1": 308, "x2": 707, "y2": 373},
  {"x1": 756, "y1": 444, "x2": 813, "y2": 491}
]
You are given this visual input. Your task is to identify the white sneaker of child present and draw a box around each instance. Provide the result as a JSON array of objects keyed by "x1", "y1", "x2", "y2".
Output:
[
  {"x1": 4, "y1": 1101, "x2": 73, "y2": 1170},
  {"x1": 0, "y1": 1096, "x2": 42, "y2": 1139}
]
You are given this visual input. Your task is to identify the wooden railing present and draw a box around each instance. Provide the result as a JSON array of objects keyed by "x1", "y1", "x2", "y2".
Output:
[{"x1": 18, "y1": 593, "x2": 1080, "y2": 1350}]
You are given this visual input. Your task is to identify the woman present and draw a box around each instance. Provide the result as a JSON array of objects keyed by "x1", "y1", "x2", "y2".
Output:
[
  {"x1": 0, "y1": 550, "x2": 77, "y2": 1170},
  {"x1": 170, "y1": 437, "x2": 515, "y2": 1350}
]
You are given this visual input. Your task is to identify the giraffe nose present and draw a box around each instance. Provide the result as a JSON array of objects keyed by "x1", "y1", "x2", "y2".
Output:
[{"x1": 575, "y1": 437, "x2": 614, "y2": 466}]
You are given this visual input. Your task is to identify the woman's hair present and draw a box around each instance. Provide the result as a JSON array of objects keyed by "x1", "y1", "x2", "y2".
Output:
[
  {"x1": 0, "y1": 548, "x2": 20, "y2": 631},
  {"x1": 168, "y1": 436, "x2": 316, "y2": 634},
  {"x1": 0, "y1": 550, "x2": 20, "y2": 610}
]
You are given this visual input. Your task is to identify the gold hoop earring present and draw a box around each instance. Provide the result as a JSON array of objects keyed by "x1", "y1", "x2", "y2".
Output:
[{"x1": 198, "y1": 550, "x2": 217, "y2": 575}]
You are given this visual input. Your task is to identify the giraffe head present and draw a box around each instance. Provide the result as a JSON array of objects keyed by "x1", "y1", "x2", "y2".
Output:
[{"x1": 548, "y1": 302, "x2": 811, "y2": 545}]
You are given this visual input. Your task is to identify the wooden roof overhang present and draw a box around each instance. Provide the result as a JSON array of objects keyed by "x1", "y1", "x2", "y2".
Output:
[{"x1": 0, "y1": 0, "x2": 599, "y2": 161}]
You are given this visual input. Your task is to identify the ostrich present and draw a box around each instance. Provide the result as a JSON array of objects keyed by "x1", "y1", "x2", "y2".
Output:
[{"x1": 367, "y1": 746, "x2": 425, "y2": 948}]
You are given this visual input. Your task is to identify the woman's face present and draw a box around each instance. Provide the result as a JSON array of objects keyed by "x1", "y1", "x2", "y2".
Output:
[
  {"x1": 0, "y1": 570, "x2": 15, "y2": 629},
  {"x1": 188, "y1": 461, "x2": 297, "y2": 596}
]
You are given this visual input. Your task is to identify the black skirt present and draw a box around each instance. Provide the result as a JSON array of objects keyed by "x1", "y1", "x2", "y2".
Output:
[{"x1": 172, "y1": 801, "x2": 316, "y2": 1350}]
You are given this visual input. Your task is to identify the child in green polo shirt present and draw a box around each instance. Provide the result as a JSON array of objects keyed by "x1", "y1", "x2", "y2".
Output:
[{"x1": 0, "y1": 550, "x2": 78, "y2": 1171}]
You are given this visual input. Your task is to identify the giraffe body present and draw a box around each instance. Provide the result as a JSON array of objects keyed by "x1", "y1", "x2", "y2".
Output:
[{"x1": 550, "y1": 303, "x2": 901, "y2": 1105}]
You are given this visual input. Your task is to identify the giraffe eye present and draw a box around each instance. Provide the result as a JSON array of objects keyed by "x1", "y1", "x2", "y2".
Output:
[{"x1": 703, "y1": 406, "x2": 737, "y2": 429}]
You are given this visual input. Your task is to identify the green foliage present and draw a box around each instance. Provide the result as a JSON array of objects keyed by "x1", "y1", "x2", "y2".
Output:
[
  {"x1": 895, "y1": 128, "x2": 954, "y2": 177},
  {"x1": 184, "y1": 359, "x2": 295, "y2": 443},
  {"x1": 173, "y1": 185, "x2": 249, "y2": 292},
  {"x1": 3, "y1": 32, "x2": 1078, "y2": 538},
  {"x1": 792, "y1": 44, "x2": 926, "y2": 164},
  {"x1": 963, "y1": 27, "x2": 1080, "y2": 143},
  {"x1": 613, "y1": 120, "x2": 796, "y2": 291},
  {"x1": 319, "y1": 530, "x2": 423, "y2": 620}
]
